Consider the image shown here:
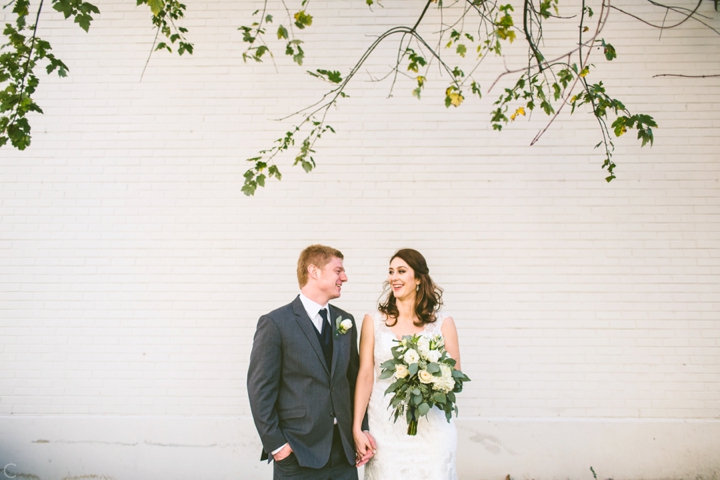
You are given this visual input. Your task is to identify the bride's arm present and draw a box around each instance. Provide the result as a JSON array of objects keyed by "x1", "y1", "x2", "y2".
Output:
[
  {"x1": 353, "y1": 314, "x2": 375, "y2": 457},
  {"x1": 441, "y1": 316, "x2": 462, "y2": 371}
]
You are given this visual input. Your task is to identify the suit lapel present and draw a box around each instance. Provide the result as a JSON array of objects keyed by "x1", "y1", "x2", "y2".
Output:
[{"x1": 291, "y1": 296, "x2": 330, "y2": 375}]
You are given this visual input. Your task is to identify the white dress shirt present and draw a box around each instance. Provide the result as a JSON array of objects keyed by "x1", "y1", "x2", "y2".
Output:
[{"x1": 299, "y1": 293, "x2": 331, "y2": 334}]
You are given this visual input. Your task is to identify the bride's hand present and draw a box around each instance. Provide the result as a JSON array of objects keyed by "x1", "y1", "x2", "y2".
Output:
[
  {"x1": 354, "y1": 429, "x2": 376, "y2": 467},
  {"x1": 353, "y1": 430, "x2": 375, "y2": 467}
]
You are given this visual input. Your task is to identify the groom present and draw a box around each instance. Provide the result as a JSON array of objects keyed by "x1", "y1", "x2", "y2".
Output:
[{"x1": 247, "y1": 245, "x2": 374, "y2": 479}]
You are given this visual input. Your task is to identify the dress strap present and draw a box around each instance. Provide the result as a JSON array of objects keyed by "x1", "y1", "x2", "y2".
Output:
[
  {"x1": 369, "y1": 310, "x2": 385, "y2": 328},
  {"x1": 425, "y1": 311, "x2": 446, "y2": 335}
]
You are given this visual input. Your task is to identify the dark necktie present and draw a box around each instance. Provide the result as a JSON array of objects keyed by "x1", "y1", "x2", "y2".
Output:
[
  {"x1": 319, "y1": 308, "x2": 331, "y2": 346},
  {"x1": 318, "y1": 308, "x2": 333, "y2": 367}
]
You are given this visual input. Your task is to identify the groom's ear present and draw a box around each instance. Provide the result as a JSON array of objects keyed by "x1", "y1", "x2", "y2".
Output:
[{"x1": 308, "y1": 264, "x2": 318, "y2": 280}]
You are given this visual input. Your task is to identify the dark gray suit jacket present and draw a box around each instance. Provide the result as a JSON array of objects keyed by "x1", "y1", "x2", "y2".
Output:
[{"x1": 247, "y1": 296, "x2": 362, "y2": 468}]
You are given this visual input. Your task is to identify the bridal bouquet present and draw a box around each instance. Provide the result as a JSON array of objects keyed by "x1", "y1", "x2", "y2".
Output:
[{"x1": 379, "y1": 334, "x2": 470, "y2": 435}]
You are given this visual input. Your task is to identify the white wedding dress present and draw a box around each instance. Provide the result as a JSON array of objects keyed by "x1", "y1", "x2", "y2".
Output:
[{"x1": 364, "y1": 310, "x2": 458, "y2": 480}]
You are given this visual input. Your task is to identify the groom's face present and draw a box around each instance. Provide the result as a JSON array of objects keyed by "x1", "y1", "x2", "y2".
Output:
[{"x1": 315, "y1": 256, "x2": 348, "y2": 301}]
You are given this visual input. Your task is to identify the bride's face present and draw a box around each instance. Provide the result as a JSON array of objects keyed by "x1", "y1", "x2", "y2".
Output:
[{"x1": 388, "y1": 257, "x2": 420, "y2": 300}]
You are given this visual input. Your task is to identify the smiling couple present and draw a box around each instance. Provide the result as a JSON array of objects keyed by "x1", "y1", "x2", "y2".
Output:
[{"x1": 247, "y1": 244, "x2": 461, "y2": 480}]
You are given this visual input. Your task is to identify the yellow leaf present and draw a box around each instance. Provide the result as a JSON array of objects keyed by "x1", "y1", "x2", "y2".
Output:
[
  {"x1": 445, "y1": 87, "x2": 464, "y2": 107},
  {"x1": 583, "y1": 26, "x2": 589, "y2": 32},
  {"x1": 417, "y1": 76, "x2": 425, "y2": 87},
  {"x1": 618, "y1": 126, "x2": 627, "y2": 136},
  {"x1": 510, "y1": 106, "x2": 526, "y2": 121},
  {"x1": 579, "y1": 67, "x2": 589, "y2": 78}
]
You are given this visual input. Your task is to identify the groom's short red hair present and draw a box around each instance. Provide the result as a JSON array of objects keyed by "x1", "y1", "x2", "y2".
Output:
[{"x1": 297, "y1": 245, "x2": 344, "y2": 288}]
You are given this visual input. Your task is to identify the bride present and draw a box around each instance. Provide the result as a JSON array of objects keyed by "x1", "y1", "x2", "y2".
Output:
[{"x1": 353, "y1": 249, "x2": 461, "y2": 480}]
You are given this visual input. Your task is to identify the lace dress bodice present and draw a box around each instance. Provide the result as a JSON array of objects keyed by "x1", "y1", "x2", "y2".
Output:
[{"x1": 363, "y1": 311, "x2": 458, "y2": 480}]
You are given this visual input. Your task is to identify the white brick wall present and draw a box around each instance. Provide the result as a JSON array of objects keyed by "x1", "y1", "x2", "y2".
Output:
[{"x1": 1, "y1": 0, "x2": 719, "y2": 478}]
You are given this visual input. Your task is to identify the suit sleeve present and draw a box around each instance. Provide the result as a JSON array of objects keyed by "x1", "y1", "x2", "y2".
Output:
[
  {"x1": 346, "y1": 314, "x2": 370, "y2": 431},
  {"x1": 247, "y1": 315, "x2": 287, "y2": 454}
]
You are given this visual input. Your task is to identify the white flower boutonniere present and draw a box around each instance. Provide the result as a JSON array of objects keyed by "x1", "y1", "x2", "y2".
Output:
[{"x1": 335, "y1": 316, "x2": 353, "y2": 336}]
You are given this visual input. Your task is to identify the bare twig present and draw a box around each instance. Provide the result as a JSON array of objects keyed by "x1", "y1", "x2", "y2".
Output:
[
  {"x1": 653, "y1": 73, "x2": 720, "y2": 78},
  {"x1": 140, "y1": 26, "x2": 161, "y2": 81},
  {"x1": 610, "y1": 0, "x2": 720, "y2": 35}
]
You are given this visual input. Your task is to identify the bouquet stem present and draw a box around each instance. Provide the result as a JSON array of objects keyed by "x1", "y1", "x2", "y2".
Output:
[{"x1": 407, "y1": 419, "x2": 418, "y2": 435}]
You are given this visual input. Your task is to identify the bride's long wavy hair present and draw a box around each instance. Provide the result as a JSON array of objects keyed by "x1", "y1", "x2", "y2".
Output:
[{"x1": 379, "y1": 249, "x2": 443, "y2": 327}]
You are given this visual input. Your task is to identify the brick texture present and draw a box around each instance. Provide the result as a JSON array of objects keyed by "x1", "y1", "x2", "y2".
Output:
[{"x1": 1, "y1": 0, "x2": 719, "y2": 426}]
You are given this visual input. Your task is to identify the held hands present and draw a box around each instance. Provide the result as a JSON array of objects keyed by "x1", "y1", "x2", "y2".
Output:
[{"x1": 353, "y1": 430, "x2": 377, "y2": 468}]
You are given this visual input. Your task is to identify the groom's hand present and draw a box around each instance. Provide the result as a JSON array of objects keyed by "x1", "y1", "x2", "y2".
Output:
[
  {"x1": 273, "y1": 444, "x2": 293, "y2": 462},
  {"x1": 355, "y1": 431, "x2": 377, "y2": 467}
]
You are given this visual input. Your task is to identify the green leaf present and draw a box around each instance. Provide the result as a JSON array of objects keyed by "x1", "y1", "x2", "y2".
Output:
[
  {"x1": 540, "y1": 100, "x2": 554, "y2": 115},
  {"x1": 268, "y1": 165, "x2": 282, "y2": 180},
  {"x1": 378, "y1": 369, "x2": 395, "y2": 380},
  {"x1": 147, "y1": 0, "x2": 165, "y2": 16},
  {"x1": 456, "y1": 44, "x2": 467, "y2": 57},
  {"x1": 74, "y1": 13, "x2": 91, "y2": 31},
  {"x1": 601, "y1": 39, "x2": 617, "y2": 61},
  {"x1": 380, "y1": 359, "x2": 397, "y2": 370},
  {"x1": 53, "y1": 0, "x2": 74, "y2": 19},
  {"x1": 418, "y1": 402, "x2": 430, "y2": 416},
  {"x1": 277, "y1": 25, "x2": 288, "y2": 39},
  {"x1": 241, "y1": 184, "x2": 256, "y2": 196},
  {"x1": 552, "y1": 83, "x2": 561, "y2": 100},
  {"x1": 309, "y1": 69, "x2": 342, "y2": 84},
  {"x1": 255, "y1": 45, "x2": 268, "y2": 59},
  {"x1": 294, "y1": 10, "x2": 313, "y2": 30},
  {"x1": 433, "y1": 392, "x2": 447, "y2": 403}
]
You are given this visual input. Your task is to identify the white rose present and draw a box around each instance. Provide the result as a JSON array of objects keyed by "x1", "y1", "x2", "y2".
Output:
[
  {"x1": 394, "y1": 364, "x2": 409, "y2": 379},
  {"x1": 434, "y1": 377, "x2": 455, "y2": 393},
  {"x1": 403, "y1": 349, "x2": 420, "y2": 365},
  {"x1": 418, "y1": 369, "x2": 434, "y2": 384},
  {"x1": 426, "y1": 349, "x2": 441, "y2": 363},
  {"x1": 432, "y1": 364, "x2": 455, "y2": 393},
  {"x1": 417, "y1": 336, "x2": 430, "y2": 358},
  {"x1": 340, "y1": 319, "x2": 353, "y2": 330}
]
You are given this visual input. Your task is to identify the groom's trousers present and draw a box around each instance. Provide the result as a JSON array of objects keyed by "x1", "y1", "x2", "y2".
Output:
[{"x1": 272, "y1": 424, "x2": 358, "y2": 480}]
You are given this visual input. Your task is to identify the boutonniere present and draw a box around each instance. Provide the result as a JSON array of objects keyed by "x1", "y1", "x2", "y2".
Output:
[{"x1": 335, "y1": 316, "x2": 353, "y2": 336}]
